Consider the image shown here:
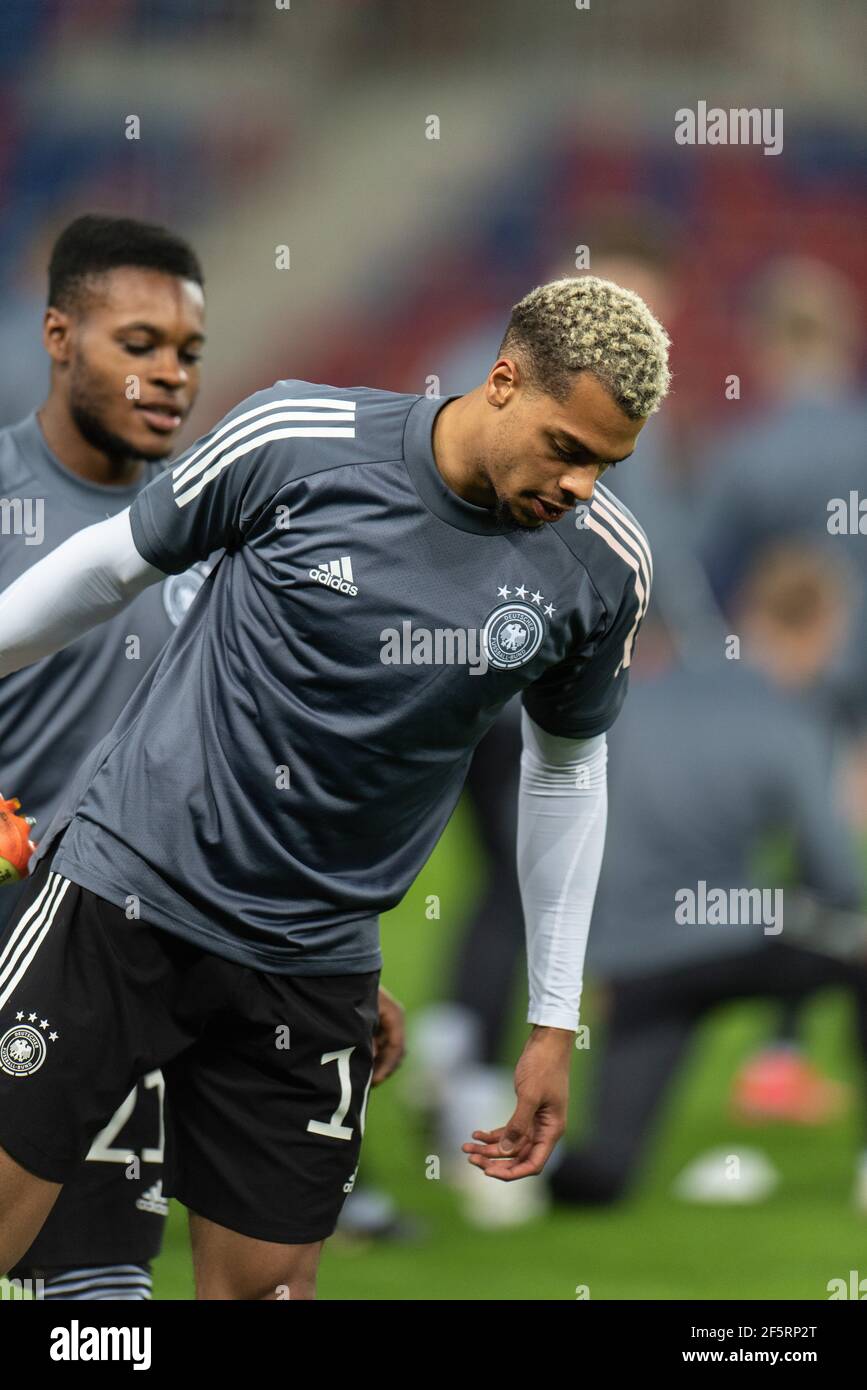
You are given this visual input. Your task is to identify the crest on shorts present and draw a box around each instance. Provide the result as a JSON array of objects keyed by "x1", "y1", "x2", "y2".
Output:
[
  {"x1": 482, "y1": 602, "x2": 546, "y2": 670},
  {"x1": 0, "y1": 1024, "x2": 47, "y2": 1077}
]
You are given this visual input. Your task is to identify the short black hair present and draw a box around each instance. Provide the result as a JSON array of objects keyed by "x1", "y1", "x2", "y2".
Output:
[{"x1": 48, "y1": 214, "x2": 204, "y2": 312}]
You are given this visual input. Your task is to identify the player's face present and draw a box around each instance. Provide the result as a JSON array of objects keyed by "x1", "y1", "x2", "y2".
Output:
[
  {"x1": 482, "y1": 366, "x2": 646, "y2": 530},
  {"x1": 62, "y1": 267, "x2": 205, "y2": 462}
]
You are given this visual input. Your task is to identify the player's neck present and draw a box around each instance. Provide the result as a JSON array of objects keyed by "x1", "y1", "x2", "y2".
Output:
[
  {"x1": 431, "y1": 390, "x2": 497, "y2": 510},
  {"x1": 36, "y1": 396, "x2": 146, "y2": 488}
]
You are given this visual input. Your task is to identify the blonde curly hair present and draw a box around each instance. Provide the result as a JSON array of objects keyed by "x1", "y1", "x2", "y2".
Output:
[{"x1": 500, "y1": 275, "x2": 672, "y2": 418}]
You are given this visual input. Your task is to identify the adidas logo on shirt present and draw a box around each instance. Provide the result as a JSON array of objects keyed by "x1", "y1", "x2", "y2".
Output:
[
  {"x1": 135, "y1": 1179, "x2": 169, "y2": 1216},
  {"x1": 309, "y1": 556, "x2": 358, "y2": 597}
]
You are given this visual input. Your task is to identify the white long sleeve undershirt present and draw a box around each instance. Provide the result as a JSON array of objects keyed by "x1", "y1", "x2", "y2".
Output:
[
  {"x1": 0, "y1": 509, "x2": 162, "y2": 677},
  {"x1": 518, "y1": 709, "x2": 608, "y2": 1033}
]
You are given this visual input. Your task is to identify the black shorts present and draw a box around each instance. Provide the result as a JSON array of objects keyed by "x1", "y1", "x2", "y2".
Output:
[
  {"x1": 12, "y1": 1075, "x2": 167, "y2": 1271},
  {"x1": 0, "y1": 857, "x2": 380, "y2": 1245}
]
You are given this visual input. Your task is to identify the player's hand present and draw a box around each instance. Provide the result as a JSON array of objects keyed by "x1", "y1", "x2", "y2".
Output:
[
  {"x1": 462, "y1": 1025, "x2": 573, "y2": 1180},
  {"x1": 371, "y1": 985, "x2": 406, "y2": 1086}
]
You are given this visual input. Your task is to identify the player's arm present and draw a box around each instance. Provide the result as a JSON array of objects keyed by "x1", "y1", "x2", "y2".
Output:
[
  {"x1": 464, "y1": 562, "x2": 648, "y2": 1181},
  {"x1": 0, "y1": 386, "x2": 302, "y2": 678},
  {"x1": 463, "y1": 716, "x2": 607, "y2": 1180},
  {"x1": 518, "y1": 712, "x2": 608, "y2": 1033},
  {"x1": 0, "y1": 509, "x2": 162, "y2": 677}
]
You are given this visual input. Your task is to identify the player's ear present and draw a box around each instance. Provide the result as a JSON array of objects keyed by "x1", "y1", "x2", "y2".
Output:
[
  {"x1": 42, "y1": 305, "x2": 74, "y2": 365},
  {"x1": 486, "y1": 356, "x2": 520, "y2": 406}
]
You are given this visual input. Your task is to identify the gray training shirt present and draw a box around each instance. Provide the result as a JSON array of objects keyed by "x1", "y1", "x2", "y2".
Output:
[
  {"x1": 0, "y1": 413, "x2": 211, "y2": 927},
  {"x1": 39, "y1": 379, "x2": 652, "y2": 975}
]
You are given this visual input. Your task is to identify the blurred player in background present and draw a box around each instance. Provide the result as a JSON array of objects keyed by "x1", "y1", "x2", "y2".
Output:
[
  {"x1": 549, "y1": 545, "x2": 867, "y2": 1210},
  {"x1": 0, "y1": 214, "x2": 207, "y2": 1299},
  {"x1": 697, "y1": 257, "x2": 867, "y2": 1123},
  {"x1": 698, "y1": 255, "x2": 867, "y2": 716}
]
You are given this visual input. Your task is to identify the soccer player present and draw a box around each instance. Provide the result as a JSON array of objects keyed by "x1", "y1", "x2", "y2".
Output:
[
  {"x1": 411, "y1": 216, "x2": 701, "y2": 1230},
  {"x1": 0, "y1": 214, "x2": 207, "y2": 1299},
  {"x1": 0, "y1": 276, "x2": 669, "y2": 1300}
]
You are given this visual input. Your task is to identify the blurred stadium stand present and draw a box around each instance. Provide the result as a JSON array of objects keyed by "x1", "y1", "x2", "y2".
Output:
[{"x1": 0, "y1": 0, "x2": 863, "y2": 432}]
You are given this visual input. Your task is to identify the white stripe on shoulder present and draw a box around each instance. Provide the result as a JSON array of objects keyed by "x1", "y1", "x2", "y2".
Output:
[
  {"x1": 172, "y1": 399, "x2": 356, "y2": 488},
  {"x1": 172, "y1": 401, "x2": 356, "y2": 494},
  {"x1": 591, "y1": 493, "x2": 652, "y2": 598},
  {"x1": 594, "y1": 483, "x2": 653, "y2": 581},
  {"x1": 173, "y1": 423, "x2": 355, "y2": 509},
  {"x1": 585, "y1": 512, "x2": 649, "y2": 674},
  {"x1": 585, "y1": 513, "x2": 648, "y2": 617}
]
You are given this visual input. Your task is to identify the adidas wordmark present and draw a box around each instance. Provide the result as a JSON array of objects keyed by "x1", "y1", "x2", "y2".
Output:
[{"x1": 309, "y1": 556, "x2": 358, "y2": 597}]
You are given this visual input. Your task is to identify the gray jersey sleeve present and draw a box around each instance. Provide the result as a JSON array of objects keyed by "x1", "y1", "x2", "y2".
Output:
[
  {"x1": 522, "y1": 578, "x2": 644, "y2": 740},
  {"x1": 130, "y1": 387, "x2": 352, "y2": 574}
]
